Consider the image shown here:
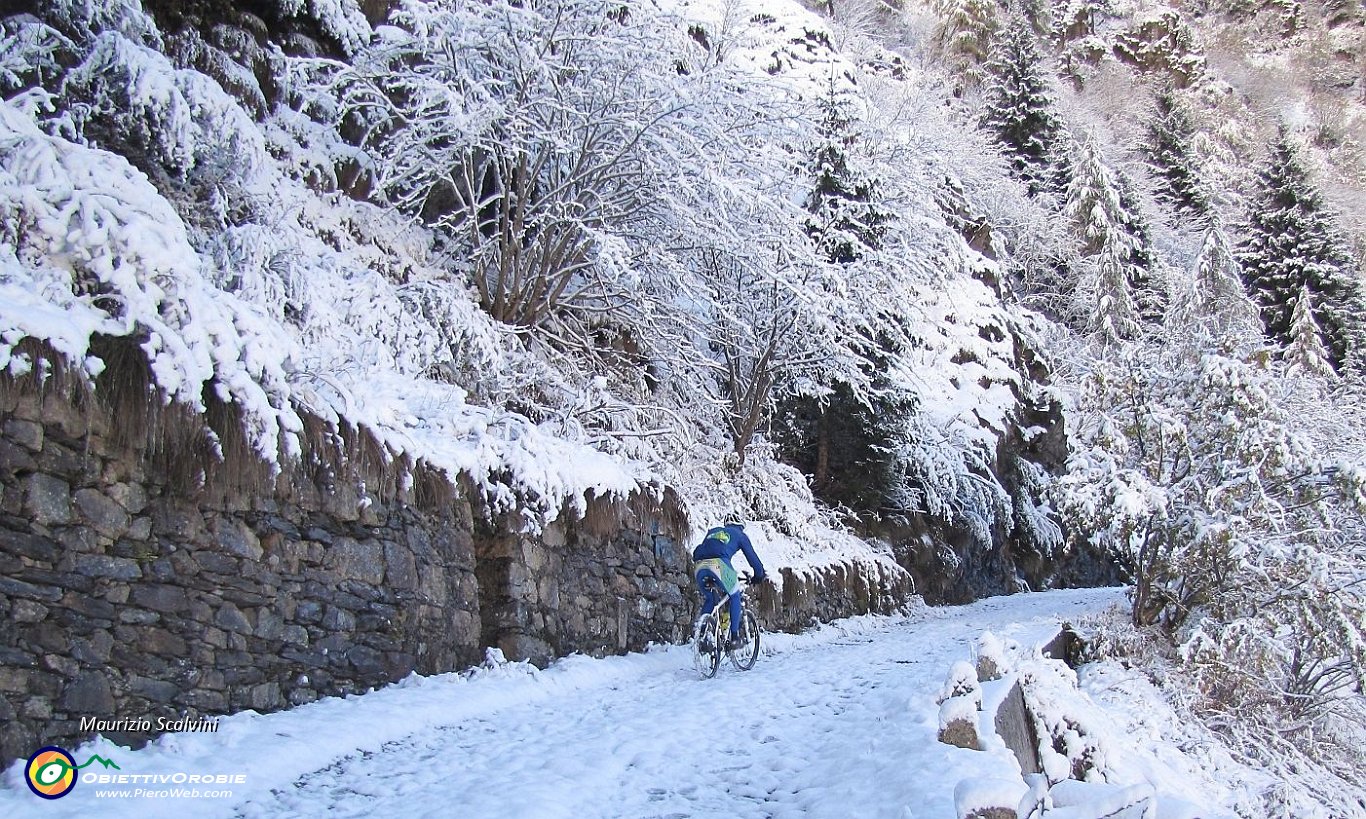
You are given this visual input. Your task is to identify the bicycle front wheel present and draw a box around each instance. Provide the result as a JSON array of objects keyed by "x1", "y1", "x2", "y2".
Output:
[
  {"x1": 728, "y1": 609, "x2": 760, "y2": 671},
  {"x1": 692, "y1": 613, "x2": 722, "y2": 679}
]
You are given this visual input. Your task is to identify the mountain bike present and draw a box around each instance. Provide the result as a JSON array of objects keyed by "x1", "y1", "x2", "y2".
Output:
[{"x1": 691, "y1": 572, "x2": 761, "y2": 678}]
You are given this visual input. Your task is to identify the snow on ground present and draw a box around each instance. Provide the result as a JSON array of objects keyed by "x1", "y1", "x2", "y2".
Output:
[{"x1": 1, "y1": 588, "x2": 1262, "y2": 818}]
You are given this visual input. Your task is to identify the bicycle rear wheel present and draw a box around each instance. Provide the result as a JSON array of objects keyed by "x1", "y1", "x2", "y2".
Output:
[
  {"x1": 728, "y1": 609, "x2": 760, "y2": 671},
  {"x1": 692, "y1": 613, "x2": 722, "y2": 678}
]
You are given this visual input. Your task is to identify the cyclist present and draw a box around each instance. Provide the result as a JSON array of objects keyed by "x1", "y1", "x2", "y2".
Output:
[{"x1": 692, "y1": 519, "x2": 768, "y2": 648}]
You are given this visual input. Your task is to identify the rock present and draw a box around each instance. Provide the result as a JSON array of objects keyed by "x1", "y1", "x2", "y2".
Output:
[
  {"x1": 214, "y1": 603, "x2": 253, "y2": 634},
  {"x1": 248, "y1": 682, "x2": 282, "y2": 711},
  {"x1": 72, "y1": 554, "x2": 143, "y2": 581},
  {"x1": 128, "y1": 675, "x2": 180, "y2": 703},
  {"x1": 255, "y1": 608, "x2": 285, "y2": 641},
  {"x1": 322, "y1": 606, "x2": 355, "y2": 631},
  {"x1": 107, "y1": 482, "x2": 148, "y2": 514},
  {"x1": 383, "y1": 540, "x2": 417, "y2": 590},
  {"x1": 60, "y1": 671, "x2": 115, "y2": 715},
  {"x1": 131, "y1": 584, "x2": 190, "y2": 614},
  {"x1": 26, "y1": 474, "x2": 72, "y2": 526},
  {"x1": 74, "y1": 489, "x2": 131, "y2": 539},
  {"x1": 12, "y1": 599, "x2": 48, "y2": 623},
  {"x1": 0, "y1": 529, "x2": 60, "y2": 562},
  {"x1": 938, "y1": 695, "x2": 981, "y2": 751},
  {"x1": 327, "y1": 538, "x2": 385, "y2": 585},
  {"x1": 295, "y1": 599, "x2": 323, "y2": 624},
  {"x1": 140, "y1": 628, "x2": 188, "y2": 656},
  {"x1": 346, "y1": 645, "x2": 386, "y2": 677},
  {"x1": 993, "y1": 681, "x2": 1042, "y2": 775},
  {"x1": 0, "y1": 577, "x2": 62, "y2": 602},
  {"x1": 0, "y1": 438, "x2": 35, "y2": 473},
  {"x1": 213, "y1": 517, "x2": 262, "y2": 560},
  {"x1": 956, "y1": 775, "x2": 1021, "y2": 819}
]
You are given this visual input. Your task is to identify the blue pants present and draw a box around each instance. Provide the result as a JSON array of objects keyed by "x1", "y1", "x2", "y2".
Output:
[{"x1": 694, "y1": 559, "x2": 741, "y2": 639}]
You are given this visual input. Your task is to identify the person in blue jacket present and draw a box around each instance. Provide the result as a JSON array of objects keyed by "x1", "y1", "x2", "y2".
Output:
[{"x1": 692, "y1": 520, "x2": 768, "y2": 647}]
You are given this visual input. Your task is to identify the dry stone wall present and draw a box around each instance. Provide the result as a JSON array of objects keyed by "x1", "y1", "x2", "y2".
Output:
[
  {"x1": 0, "y1": 370, "x2": 484, "y2": 765},
  {"x1": 0, "y1": 345, "x2": 919, "y2": 769}
]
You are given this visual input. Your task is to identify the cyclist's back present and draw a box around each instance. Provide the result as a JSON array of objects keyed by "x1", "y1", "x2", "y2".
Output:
[{"x1": 691, "y1": 522, "x2": 767, "y2": 646}]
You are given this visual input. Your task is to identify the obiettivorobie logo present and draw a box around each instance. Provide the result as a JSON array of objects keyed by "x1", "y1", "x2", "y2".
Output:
[
  {"x1": 22, "y1": 745, "x2": 246, "y2": 801},
  {"x1": 24, "y1": 746, "x2": 120, "y2": 799}
]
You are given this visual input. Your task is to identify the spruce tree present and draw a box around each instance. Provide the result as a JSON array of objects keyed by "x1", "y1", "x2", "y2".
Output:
[
  {"x1": 1171, "y1": 221, "x2": 1260, "y2": 338},
  {"x1": 805, "y1": 89, "x2": 886, "y2": 264},
  {"x1": 936, "y1": 0, "x2": 1001, "y2": 92},
  {"x1": 1115, "y1": 170, "x2": 1166, "y2": 323},
  {"x1": 980, "y1": 20, "x2": 1064, "y2": 196},
  {"x1": 1284, "y1": 284, "x2": 1335, "y2": 379},
  {"x1": 1144, "y1": 90, "x2": 1210, "y2": 218},
  {"x1": 1237, "y1": 128, "x2": 1366, "y2": 369},
  {"x1": 1063, "y1": 131, "x2": 1154, "y2": 341}
]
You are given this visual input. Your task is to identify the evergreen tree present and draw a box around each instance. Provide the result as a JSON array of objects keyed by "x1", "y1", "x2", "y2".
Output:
[
  {"x1": 1237, "y1": 128, "x2": 1366, "y2": 370},
  {"x1": 1284, "y1": 284, "x2": 1335, "y2": 379},
  {"x1": 1055, "y1": 0, "x2": 1110, "y2": 42},
  {"x1": 1115, "y1": 171, "x2": 1166, "y2": 323},
  {"x1": 980, "y1": 20, "x2": 1064, "y2": 196},
  {"x1": 804, "y1": 89, "x2": 886, "y2": 264},
  {"x1": 1144, "y1": 90, "x2": 1210, "y2": 218},
  {"x1": 773, "y1": 329, "x2": 917, "y2": 519},
  {"x1": 1063, "y1": 132, "x2": 1152, "y2": 341},
  {"x1": 1170, "y1": 221, "x2": 1261, "y2": 338},
  {"x1": 935, "y1": 0, "x2": 1001, "y2": 92}
]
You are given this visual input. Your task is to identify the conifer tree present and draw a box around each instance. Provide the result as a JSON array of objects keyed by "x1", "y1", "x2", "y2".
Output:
[
  {"x1": 1063, "y1": 132, "x2": 1152, "y2": 341},
  {"x1": 1237, "y1": 128, "x2": 1366, "y2": 369},
  {"x1": 1144, "y1": 90, "x2": 1210, "y2": 218},
  {"x1": 1170, "y1": 221, "x2": 1260, "y2": 338},
  {"x1": 1115, "y1": 171, "x2": 1166, "y2": 323},
  {"x1": 804, "y1": 89, "x2": 886, "y2": 264},
  {"x1": 935, "y1": 0, "x2": 1001, "y2": 92},
  {"x1": 1284, "y1": 284, "x2": 1335, "y2": 379},
  {"x1": 980, "y1": 20, "x2": 1064, "y2": 196}
]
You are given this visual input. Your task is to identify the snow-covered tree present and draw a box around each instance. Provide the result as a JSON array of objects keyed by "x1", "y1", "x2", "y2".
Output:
[
  {"x1": 933, "y1": 0, "x2": 1001, "y2": 93},
  {"x1": 1062, "y1": 132, "x2": 1153, "y2": 342},
  {"x1": 1143, "y1": 89, "x2": 1210, "y2": 219},
  {"x1": 979, "y1": 20, "x2": 1064, "y2": 196},
  {"x1": 1059, "y1": 341, "x2": 1366, "y2": 734},
  {"x1": 1167, "y1": 221, "x2": 1261, "y2": 341},
  {"x1": 1237, "y1": 128, "x2": 1366, "y2": 371},
  {"x1": 1283, "y1": 284, "x2": 1335, "y2": 380},
  {"x1": 1054, "y1": 0, "x2": 1110, "y2": 43},
  {"x1": 804, "y1": 88, "x2": 887, "y2": 264}
]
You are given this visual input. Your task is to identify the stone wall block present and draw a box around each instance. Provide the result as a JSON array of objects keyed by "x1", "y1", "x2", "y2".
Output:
[
  {"x1": 327, "y1": 537, "x2": 385, "y2": 585},
  {"x1": 26, "y1": 474, "x2": 72, "y2": 526},
  {"x1": 74, "y1": 489, "x2": 130, "y2": 539},
  {"x1": 4, "y1": 419, "x2": 43, "y2": 452},
  {"x1": 59, "y1": 671, "x2": 114, "y2": 715},
  {"x1": 71, "y1": 553, "x2": 143, "y2": 581},
  {"x1": 215, "y1": 602, "x2": 254, "y2": 634},
  {"x1": 0, "y1": 576, "x2": 62, "y2": 602},
  {"x1": 107, "y1": 482, "x2": 148, "y2": 514},
  {"x1": 154, "y1": 501, "x2": 206, "y2": 541}
]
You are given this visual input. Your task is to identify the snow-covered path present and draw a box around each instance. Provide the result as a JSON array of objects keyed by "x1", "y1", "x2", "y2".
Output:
[{"x1": 4, "y1": 589, "x2": 1126, "y2": 819}]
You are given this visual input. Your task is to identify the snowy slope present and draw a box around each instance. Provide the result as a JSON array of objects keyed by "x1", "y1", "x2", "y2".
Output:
[{"x1": 0, "y1": 589, "x2": 1278, "y2": 818}]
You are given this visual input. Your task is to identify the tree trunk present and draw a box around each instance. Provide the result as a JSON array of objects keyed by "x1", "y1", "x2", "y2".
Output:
[{"x1": 814, "y1": 406, "x2": 831, "y2": 489}]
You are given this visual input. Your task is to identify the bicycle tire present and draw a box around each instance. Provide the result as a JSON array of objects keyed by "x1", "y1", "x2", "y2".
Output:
[
  {"x1": 728, "y1": 609, "x2": 760, "y2": 671},
  {"x1": 692, "y1": 613, "x2": 722, "y2": 678}
]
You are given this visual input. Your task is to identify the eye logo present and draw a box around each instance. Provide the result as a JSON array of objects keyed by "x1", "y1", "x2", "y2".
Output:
[
  {"x1": 25, "y1": 746, "x2": 78, "y2": 799},
  {"x1": 24, "y1": 747, "x2": 120, "y2": 799}
]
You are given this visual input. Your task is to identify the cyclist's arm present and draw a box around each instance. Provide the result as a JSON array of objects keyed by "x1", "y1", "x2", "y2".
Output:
[{"x1": 737, "y1": 532, "x2": 767, "y2": 582}]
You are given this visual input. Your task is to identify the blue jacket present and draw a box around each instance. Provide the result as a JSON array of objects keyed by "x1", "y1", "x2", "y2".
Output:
[{"x1": 692, "y1": 525, "x2": 767, "y2": 581}]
